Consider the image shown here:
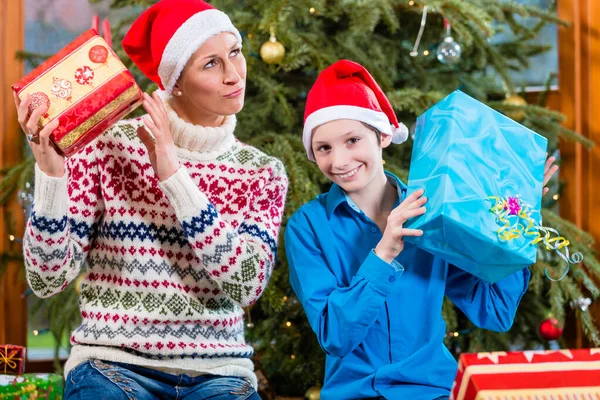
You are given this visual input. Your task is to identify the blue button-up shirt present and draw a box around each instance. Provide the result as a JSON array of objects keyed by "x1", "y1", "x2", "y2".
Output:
[{"x1": 285, "y1": 172, "x2": 530, "y2": 400}]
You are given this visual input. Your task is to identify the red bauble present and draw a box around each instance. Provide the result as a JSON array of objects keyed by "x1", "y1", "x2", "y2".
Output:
[
  {"x1": 89, "y1": 45, "x2": 108, "y2": 64},
  {"x1": 27, "y1": 92, "x2": 50, "y2": 114},
  {"x1": 539, "y1": 317, "x2": 563, "y2": 340},
  {"x1": 75, "y1": 66, "x2": 95, "y2": 85}
]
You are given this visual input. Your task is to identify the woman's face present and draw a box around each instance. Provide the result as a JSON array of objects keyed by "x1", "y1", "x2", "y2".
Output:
[{"x1": 174, "y1": 32, "x2": 246, "y2": 124}]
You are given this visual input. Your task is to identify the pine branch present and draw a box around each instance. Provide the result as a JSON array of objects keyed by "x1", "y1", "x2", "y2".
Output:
[{"x1": 0, "y1": 157, "x2": 35, "y2": 206}]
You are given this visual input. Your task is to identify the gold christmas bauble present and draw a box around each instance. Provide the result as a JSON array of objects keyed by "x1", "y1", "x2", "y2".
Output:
[
  {"x1": 503, "y1": 94, "x2": 527, "y2": 122},
  {"x1": 305, "y1": 385, "x2": 321, "y2": 400},
  {"x1": 260, "y1": 36, "x2": 285, "y2": 64},
  {"x1": 74, "y1": 273, "x2": 86, "y2": 295}
]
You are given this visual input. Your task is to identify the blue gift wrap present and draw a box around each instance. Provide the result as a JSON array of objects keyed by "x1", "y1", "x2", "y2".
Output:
[{"x1": 404, "y1": 90, "x2": 548, "y2": 283}]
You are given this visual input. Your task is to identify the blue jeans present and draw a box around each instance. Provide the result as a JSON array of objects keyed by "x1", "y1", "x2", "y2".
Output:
[{"x1": 64, "y1": 359, "x2": 261, "y2": 400}]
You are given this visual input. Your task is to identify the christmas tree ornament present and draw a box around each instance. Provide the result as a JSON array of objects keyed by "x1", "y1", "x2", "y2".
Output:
[
  {"x1": 260, "y1": 27, "x2": 285, "y2": 64},
  {"x1": 410, "y1": 5, "x2": 429, "y2": 57},
  {"x1": 539, "y1": 317, "x2": 563, "y2": 340},
  {"x1": 503, "y1": 94, "x2": 528, "y2": 122},
  {"x1": 305, "y1": 385, "x2": 321, "y2": 400},
  {"x1": 409, "y1": 121, "x2": 417, "y2": 139},
  {"x1": 74, "y1": 273, "x2": 86, "y2": 295},
  {"x1": 571, "y1": 297, "x2": 592, "y2": 312},
  {"x1": 436, "y1": 18, "x2": 461, "y2": 65},
  {"x1": 17, "y1": 180, "x2": 34, "y2": 218}
]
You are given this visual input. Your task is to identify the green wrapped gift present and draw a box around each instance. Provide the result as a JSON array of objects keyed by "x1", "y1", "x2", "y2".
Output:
[
  {"x1": 0, "y1": 374, "x2": 37, "y2": 399},
  {"x1": 22, "y1": 374, "x2": 63, "y2": 400}
]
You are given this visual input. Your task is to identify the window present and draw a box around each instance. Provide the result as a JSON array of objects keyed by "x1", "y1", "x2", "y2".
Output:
[{"x1": 490, "y1": 0, "x2": 559, "y2": 90}]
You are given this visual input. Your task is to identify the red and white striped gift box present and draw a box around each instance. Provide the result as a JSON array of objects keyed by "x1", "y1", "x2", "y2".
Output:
[
  {"x1": 12, "y1": 29, "x2": 142, "y2": 157},
  {"x1": 451, "y1": 348, "x2": 600, "y2": 400}
]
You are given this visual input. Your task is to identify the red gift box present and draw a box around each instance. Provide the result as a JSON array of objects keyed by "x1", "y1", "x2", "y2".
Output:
[
  {"x1": 451, "y1": 348, "x2": 600, "y2": 399},
  {"x1": 12, "y1": 29, "x2": 142, "y2": 157},
  {"x1": 0, "y1": 345, "x2": 25, "y2": 375}
]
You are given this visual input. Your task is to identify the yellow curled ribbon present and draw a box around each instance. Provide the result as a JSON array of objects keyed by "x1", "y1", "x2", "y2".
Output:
[
  {"x1": 487, "y1": 196, "x2": 583, "y2": 281},
  {"x1": 0, "y1": 345, "x2": 22, "y2": 374}
]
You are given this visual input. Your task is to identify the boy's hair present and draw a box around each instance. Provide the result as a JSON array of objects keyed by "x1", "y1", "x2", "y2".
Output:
[
  {"x1": 309, "y1": 121, "x2": 384, "y2": 159},
  {"x1": 360, "y1": 122, "x2": 382, "y2": 145}
]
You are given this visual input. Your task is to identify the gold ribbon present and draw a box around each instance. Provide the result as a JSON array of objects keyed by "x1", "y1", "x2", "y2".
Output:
[
  {"x1": 488, "y1": 196, "x2": 583, "y2": 281},
  {"x1": 0, "y1": 345, "x2": 22, "y2": 374}
]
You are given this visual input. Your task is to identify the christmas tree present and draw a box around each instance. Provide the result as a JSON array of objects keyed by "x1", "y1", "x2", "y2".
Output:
[{"x1": 3, "y1": 0, "x2": 600, "y2": 397}]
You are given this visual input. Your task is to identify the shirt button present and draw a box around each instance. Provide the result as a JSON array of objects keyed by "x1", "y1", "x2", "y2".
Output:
[
  {"x1": 371, "y1": 227, "x2": 378, "y2": 233},
  {"x1": 388, "y1": 276, "x2": 396, "y2": 283}
]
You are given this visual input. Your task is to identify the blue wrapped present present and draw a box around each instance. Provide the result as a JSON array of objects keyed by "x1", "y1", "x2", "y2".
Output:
[{"x1": 404, "y1": 90, "x2": 551, "y2": 283}]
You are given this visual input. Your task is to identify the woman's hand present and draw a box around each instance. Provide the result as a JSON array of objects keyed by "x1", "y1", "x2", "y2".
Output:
[
  {"x1": 137, "y1": 92, "x2": 180, "y2": 182},
  {"x1": 13, "y1": 91, "x2": 64, "y2": 177}
]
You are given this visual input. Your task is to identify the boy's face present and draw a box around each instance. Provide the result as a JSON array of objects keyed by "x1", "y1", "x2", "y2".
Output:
[{"x1": 312, "y1": 119, "x2": 391, "y2": 194}]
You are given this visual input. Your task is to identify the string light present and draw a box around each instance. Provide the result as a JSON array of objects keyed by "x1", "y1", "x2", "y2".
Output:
[
  {"x1": 8, "y1": 235, "x2": 22, "y2": 244},
  {"x1": 423, "y1": 50, "x2": 429, "y2": 56},
  {"x1": 309, "y1": 7, "x2": 316, "y2": 14},
  {"x1": 290, "y1": 354, "x2": 296, "y2": 359},
  {"x1": 409, "y1": 0, "x2": 415, "y2": 5},
  {"x1": 447, "y1": 328, "x2": 473, "y2": 338},
  {"x1": 33, "y1": 330, "x2": 39, "y2": 336},
  {"x1": 282, "y1": 296, "x2": 288, "y2": 302},
  {"x1": 553, "y1": 194, "x2": 559, "y2": 200},
  {"x1": 286, "y1": 321, "x2": 292, "y2": 327},
  {"x1": 248, "y1": 33, "x2": 253, "y2": 39}
]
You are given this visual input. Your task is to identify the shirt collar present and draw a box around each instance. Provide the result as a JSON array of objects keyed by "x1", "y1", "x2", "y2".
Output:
[{"x1": 325, "y1": 171, "x2": 407, "y2": 219}]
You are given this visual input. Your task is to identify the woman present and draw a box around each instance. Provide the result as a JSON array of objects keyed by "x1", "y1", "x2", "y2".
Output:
[{"x1": 14, "y1": 1, "x2": 287, "y2": 398}]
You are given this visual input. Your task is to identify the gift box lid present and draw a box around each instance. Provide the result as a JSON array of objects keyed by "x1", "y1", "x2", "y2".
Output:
[{"x1": 452, "y1": 349, "x2": 600, "y2": 400}]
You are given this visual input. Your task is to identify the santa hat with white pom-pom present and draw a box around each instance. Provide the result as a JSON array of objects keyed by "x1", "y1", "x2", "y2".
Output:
[
  {"x1": 302, "y1": 59, "x2": 409, "y2": 161},
  {"x1": 122, "y1": 0, "x2": 241, "y2": 95}
]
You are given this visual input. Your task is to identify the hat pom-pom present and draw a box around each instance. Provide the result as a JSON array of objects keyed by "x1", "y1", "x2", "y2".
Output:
[{"x1": 391, "y1": 122, "x2": 409, "y2": 144}]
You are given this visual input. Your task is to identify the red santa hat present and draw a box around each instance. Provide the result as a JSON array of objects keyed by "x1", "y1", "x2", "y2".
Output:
[
  {"x1": 122, "y1": 0, "x2": 241, "y2": 94},
  {"x1": 303, "y1": 60, "x2": 408, "y2": 161}
]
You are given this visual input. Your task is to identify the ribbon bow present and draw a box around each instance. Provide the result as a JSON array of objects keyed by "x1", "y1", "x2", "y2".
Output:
[
  {"x1": 91, "y1": 15, "x2": 112, "y2": 48},
  {"x1": 488, "y1": 196, "x2": 583, "y2": 281},
  {"x1": 0, "y1": 345, "x2": 22, "y2": 374}
]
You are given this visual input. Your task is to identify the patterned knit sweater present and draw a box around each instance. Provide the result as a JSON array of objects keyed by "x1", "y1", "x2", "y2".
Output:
[{"x1": 23, "y1": 104, "x2": 288, "y2": 387}]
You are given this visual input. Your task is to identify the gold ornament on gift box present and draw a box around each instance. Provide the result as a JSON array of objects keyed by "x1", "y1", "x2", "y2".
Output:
[
  {"x1": 305, "y1": 385, "x2": 321, "y2": 400},
  {"x1": 503, "y1": 94, "x2": 527, "y2": 122},
  {"x1": 260, "y1": 27, "x2": 285, "y2": 64}
]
